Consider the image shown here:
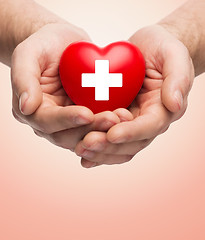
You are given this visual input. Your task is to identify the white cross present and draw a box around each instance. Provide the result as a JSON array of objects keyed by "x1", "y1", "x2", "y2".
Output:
[{"x1": 81, "y1": 60, "x2": 123, "y2": 101}]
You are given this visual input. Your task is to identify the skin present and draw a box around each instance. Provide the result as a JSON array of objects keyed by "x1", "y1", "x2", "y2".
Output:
[
  {"x1": 11, "y1": 23, "x2": 126, "y2": 152},
  {"x1": 0, "y1": 0, "x2": 66, "y2": 65},
  {"x1": 1, "y1": 0, "x2": 205, "y2": 168},
  {"x1": 76, "y1": 0, "x2": 205, "y2": 168},
  {"x1": 0, "y1": 0, "x2": 130, "y2": 155},
  {"x1": 76, "y1": 25, "x2": 194, "y2": 167}
]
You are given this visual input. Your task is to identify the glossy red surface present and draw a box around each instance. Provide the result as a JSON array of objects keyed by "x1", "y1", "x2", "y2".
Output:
[{"x1": 59, "y1": 41, "x2": 145, "y2": 113}]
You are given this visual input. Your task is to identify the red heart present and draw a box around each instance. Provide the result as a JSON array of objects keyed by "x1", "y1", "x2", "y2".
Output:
[{"x1": 59, "y1": 41, "x2": 145, "y2": 113}]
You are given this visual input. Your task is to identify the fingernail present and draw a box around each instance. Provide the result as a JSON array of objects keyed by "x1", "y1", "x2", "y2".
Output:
[
  {"x1": 75, "y1": 116, "x2": 90, "y2": 125},
  {"x1": 174, "y1": 90, "x2": 183, "y2": 110},
  {"x1": 19, "y1": 92, "x2": 29, "y2": 114}
]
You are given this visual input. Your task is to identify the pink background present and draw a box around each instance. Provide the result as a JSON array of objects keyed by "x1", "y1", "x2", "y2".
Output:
[{"x1": 0, "y1": 0, "x2": 205, "y2": 239}]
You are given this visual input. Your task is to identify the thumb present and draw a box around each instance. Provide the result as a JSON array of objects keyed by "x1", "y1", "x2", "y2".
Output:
[
  {"x1": 161, "y1": 45, "x2": 194, "y2": 113},
  {"x1": 11, "y1": 45, "x2": 43, "y2": 115}
]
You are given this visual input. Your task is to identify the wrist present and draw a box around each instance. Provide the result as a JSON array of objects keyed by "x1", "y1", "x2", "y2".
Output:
[
  {"x1": 0, "y1": 0, "x2": 67, "y2": 66},
  {"x1": 13, "y1": 4, "x2": 67, "y2": 50},
  {"x1": 157, "y1": 0, "x2": 205, "y2": 76},
  {"x1": 158, "y1": 21, "x2": 199, "y2": 62}
]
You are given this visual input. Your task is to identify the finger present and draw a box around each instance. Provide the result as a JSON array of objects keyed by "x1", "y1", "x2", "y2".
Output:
[
  {"x1": 12, "y1": 90, "x2": 30, "y2": 124},
  {"x1": 80, "y1": 154, "x2": 133, "y2": 168},
  {"x1": 32, "y1": 111, "x2": 120, "y2": 150},
  {"x1": 81, "y1": 159, "x2": 98, "y2": 168},
  {"x1": 161, "y1": 42, "x2": 194, "y2": 113},
  {"x1": 107, "y1": 107, "x2": 172, "y2": 143},
  {"x1": 12, "y1": 87, "x2": 95, "y2": 134},
  {"x1": 11, "y1": 43, "x2": 43, "y2": 115},
  {"x1": 92, "y1": 111, "x2": 120, "y2": 131},
  {"x1": 113, "y1": 108, "x2": 134, "y2": 122},
  {"x1": 26, "y1": 105, "x2": 94, "y2": 134},
  {"x1": 77, "y1": 131, "x2": 154, "y2": 155}
]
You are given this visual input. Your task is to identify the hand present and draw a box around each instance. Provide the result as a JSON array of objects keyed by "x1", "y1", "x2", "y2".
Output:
[
  {"x1": 75, "y1": 24, "x2": 195, "y2": 168},
  {"x1": 11, "y1": 23, "x2": 122, "y2": 152}
]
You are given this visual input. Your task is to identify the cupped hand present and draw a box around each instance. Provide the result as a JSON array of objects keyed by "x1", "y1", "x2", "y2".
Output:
[
  {"x1": 75, "y1": 24, "x2": 195, "y2": 168},
  {"x1": 11, "y1": 23, "x2": 122, "y2": 152}
]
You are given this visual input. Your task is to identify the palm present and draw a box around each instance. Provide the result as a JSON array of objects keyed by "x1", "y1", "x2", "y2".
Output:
[
  {"x1": 75, "y1": 25, "x2": 194, "y2": 167},
  {"x1": 128, "y1": 25, "x2": 189, "y2": 124},
  {"x1": 129, "y1": 78, "x2": 163, "y2": 117},
  {"x1": 33, "y1": 23, "x2": 91, "y2": 110},
  {"x1": 11, "y1": 23, "x2": 94, "y2": 137},
  {"x1": 39, "y1": 65, "x2": 73, "y2": 109}
]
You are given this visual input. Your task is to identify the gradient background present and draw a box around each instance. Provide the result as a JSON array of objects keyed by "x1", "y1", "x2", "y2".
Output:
[{"x1": 0, "y1": 0, "x2": 205, "y2": 239}]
